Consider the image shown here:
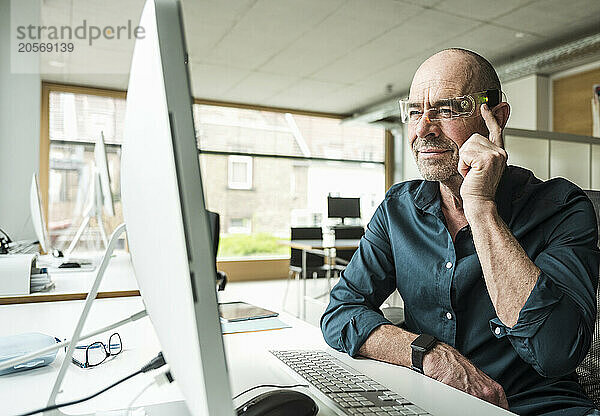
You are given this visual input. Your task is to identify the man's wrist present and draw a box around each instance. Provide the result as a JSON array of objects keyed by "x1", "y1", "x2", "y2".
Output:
[
  {"x1": 463, "y1": 199, "x2": 498, "y2": 223},
  {"x1": 422, "y1": 344, "x2": 439, "y2": 377}
]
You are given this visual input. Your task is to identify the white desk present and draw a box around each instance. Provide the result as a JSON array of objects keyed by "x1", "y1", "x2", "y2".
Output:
[
  {"x1": 0, "y1": 261, "x2": 515, "y2": 416},
  {"x1": 0, "y1": 252, "x2": 139, "y2": 305}
]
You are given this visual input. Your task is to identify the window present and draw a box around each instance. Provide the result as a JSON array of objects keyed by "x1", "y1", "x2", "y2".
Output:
[
  {"x1": 228, "y1": 156, "x2": 253, "y2": 190},
  {"x1": 228, "y1": 218, "x2": 251, "y2": 234},
  {"x1": 44, "y1": 85, "x2": 125, "y2": 253},
  {"x1": 194, "y1": 104, "x2": 384, "y2": 162},
  {"x1": 194, "y1": 104, "x2": 386, "y2": 259},
  {"x1": 43, "y1": 84, "x2": 387, "y2": 259}
]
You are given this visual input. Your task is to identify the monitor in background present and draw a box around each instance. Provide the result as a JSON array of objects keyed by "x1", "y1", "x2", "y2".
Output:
[
  {"x1": 30, "y1": 173, "x2": 96, "y2": 266},
  {"x1": 327, "y1": 196, "x2": 361, "y2": 225},
  {"x1": 30, "y1": 173, "x2": 50, "y2": 254},
  {"x1": 64, "y1": 131, "x2": 115, "y2": 254},
  {"x1": 95, "y1": 131, "x2": 115, "y2": 217},
  {"x1": 121, "y1": 0, "x2": 234, "y2": 415}
]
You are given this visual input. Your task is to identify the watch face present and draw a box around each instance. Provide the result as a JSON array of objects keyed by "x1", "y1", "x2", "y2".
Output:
[{"x1": 412, "y1": 334, "x2": 436, "y2": 351}]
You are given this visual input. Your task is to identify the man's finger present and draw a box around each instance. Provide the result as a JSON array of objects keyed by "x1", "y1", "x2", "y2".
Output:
[
  {"x1": 458, "y1": 157, "x2": 470, "y2": 178},
  {"x1": 480, "y1": 104, "x2": 504, "y2": 149}
]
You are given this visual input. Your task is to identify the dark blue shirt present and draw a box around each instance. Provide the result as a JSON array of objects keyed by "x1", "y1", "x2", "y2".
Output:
[{"x1": 321, "y1": 166, "x2": 599, "y2": 416}]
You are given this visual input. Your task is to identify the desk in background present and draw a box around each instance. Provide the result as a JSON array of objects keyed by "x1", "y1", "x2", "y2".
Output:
[
  {"x1": 0, "y1": 252, "x2": 139, "y2": 305},
  {"x1": 280, "y1": 239, "x2": 361, "y2": 319}
]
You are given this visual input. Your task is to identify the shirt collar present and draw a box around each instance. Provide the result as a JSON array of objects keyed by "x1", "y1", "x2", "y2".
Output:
[
  {"x1": 412, "y1": 180, "x2": 440, "y2": 215},
  {"x1": 411, "y1": 169, "x2": 513, "y2": 222}
]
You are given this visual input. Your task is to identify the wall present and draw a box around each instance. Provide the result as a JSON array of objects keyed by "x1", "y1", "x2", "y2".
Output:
[
  {"x1": 501, "y1": 74, "x2": 556, "y2": 181},
  {"x1": 504, "y1": 63, "x2": 600, "y2": 190},
  {"x1": 553, "y1": 66, "x2": 600, "y2": 136},
  {"x1": 503, "y1": 75, "x2": 550, "y2": 131},
  {"x1": 0, "y1": 0, "x2": 41, "y2": 240}
]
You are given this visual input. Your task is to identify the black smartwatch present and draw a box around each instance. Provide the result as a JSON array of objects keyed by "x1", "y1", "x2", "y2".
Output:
[{"x1": 410, "y1": 334, "x2": 437, "y2": 374}]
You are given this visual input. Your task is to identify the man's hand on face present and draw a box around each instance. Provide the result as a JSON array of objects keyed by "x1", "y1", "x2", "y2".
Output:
[
  {"x1": 423, "y1": 343, "x2": 509, "y2": 410},
  {"x1": 457, "y1": 104, "x2": 507, "y2": 219}
]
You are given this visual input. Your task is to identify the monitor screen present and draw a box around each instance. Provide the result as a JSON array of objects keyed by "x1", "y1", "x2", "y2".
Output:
[
  {"x1": 121, "y1": 1, "x2": 234, "y2": 415},
  {"x1": 94, "y1": 131, "x2": 115, "y2": 217},
  {"x1": 328, "y1": 196, "x2": 361, "y2": 219},
  {"x1": 30, "y1": 173, "x2": 50, "y2": 253}
]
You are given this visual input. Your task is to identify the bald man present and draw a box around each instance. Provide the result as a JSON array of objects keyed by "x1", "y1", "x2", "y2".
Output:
[{"x1": 321, "y1": 49, "x2": 599, "y2": 416}]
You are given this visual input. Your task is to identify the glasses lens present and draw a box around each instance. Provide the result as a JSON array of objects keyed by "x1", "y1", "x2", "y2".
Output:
[
  {"x1": 454, "y1": 95, "x2": 476, "y2": 116},
  {"x1": 399, "y1": 100, "x2": 424, "y2": 124},
  {"x1": 108, "y1": 333, "x2": 122, "y2": 355},
  {"x1": 400, "y1": 93, "x2": 482, "y2": 123},
  {"x1": 87, "y1": 342, "x2": 107, "y2": 366}
]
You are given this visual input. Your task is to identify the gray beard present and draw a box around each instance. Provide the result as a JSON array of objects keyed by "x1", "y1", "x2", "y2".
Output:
[{"x1": 412, "y1": 137, "x2": 460, "y2": 181}]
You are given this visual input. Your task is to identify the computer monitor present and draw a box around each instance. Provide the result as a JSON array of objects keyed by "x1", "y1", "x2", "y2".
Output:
[
  {"x1": 94, "y1": 131, "x2": 115, "y2": 217},
  {"x1": 327, "y1": 196, "x2": 361, "y2": 224},
  {"x1": 121, "y1": 1, "x2": 234, "y2": 415},
  {"x1": 30, "y1": 173, "x2": 50, "y2": 254}
]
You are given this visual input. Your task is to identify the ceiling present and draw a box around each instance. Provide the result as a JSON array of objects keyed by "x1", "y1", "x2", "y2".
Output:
[{"x1": 39, "y1": 0, "x2": 600, "y2": 115}]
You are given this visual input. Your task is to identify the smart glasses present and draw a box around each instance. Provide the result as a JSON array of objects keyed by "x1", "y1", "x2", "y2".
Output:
[{"x1": 398, "y1": 89, "x2": 502, "y2": 124}]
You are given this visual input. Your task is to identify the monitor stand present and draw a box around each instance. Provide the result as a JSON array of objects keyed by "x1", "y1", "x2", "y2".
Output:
[{"x1": 332, "y1": 218, "x2": 355, "y2": 229}]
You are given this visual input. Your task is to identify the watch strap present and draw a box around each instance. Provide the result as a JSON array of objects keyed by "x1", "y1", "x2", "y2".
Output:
[
  {"x1": 410, "y1": 334, "x2": 437, "y2": 374},
  {"x1": 411, "y1": 347, "x2": 424, "y2": 374}
]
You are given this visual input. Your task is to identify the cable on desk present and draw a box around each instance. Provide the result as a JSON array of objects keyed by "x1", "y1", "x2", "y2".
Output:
[
  {"x1": 232, "y1": 383, "x2": 309, "y2": 401},
  {"x1": 126, "y1": 369, "x2": 174, "y2": 416},
  {"x1": 14, "y1": 352, "x2": 166, "y2": 416}
]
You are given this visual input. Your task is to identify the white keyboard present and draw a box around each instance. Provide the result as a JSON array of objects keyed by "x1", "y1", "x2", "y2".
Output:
[{"x1": 271, "y1": 350, "x2": 431, "y2": 416}]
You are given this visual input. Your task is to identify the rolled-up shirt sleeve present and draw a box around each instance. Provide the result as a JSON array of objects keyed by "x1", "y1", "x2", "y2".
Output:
[
  {"x1": 489, "y1": 189, "x2": 599, "y2": 378},
  {"x1": 320, "y1": 203, "x2": 397, "y2": 357}
]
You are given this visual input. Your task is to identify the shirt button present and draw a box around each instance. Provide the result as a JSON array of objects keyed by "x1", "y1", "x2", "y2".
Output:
[
  {"x1": 494, "y1": 327, "x2": 501, "y2": 335},
  {"x1": 446, "y1": 312, "x2": 452, "y2": 320},
  {"x1": 445, "y1": 262, "x2": 453, "y2": 269}
]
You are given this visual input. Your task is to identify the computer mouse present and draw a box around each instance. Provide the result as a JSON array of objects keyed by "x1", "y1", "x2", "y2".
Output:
[
  {"x1": 58, "y1": 262, "x2": 81, "y2": 269},
  {"x1": 236, "y1": 389, "x2": 318, "y2": 416}
]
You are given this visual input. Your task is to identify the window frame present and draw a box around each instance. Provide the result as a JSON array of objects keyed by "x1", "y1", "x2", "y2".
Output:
[
  {"x1": 40, "y1": 82, "x2": 127, "y2": 224},
  {"x1": 227, "y1": 155, "x2": 253, "y2": 190},
  {"x1": 40, "y1": 83, "x2": 394, "y2": 280}
]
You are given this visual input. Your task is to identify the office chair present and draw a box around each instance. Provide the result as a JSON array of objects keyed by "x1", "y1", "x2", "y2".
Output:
[
  {"x1": 207, "y1": 211, "x2": 226, "y2": 291},
  {"x1": 297, "y1": 225, "x2": 366, "y2": 309},
  {"x1": 333, "y1": 225, "x2": 365, "y2": 266},
  {"x1": 576, "y1": 190, "x2": 600, "y2": 407},
  {"x1": 283, "y1": 227, "x2": 330, "y2": 317}
]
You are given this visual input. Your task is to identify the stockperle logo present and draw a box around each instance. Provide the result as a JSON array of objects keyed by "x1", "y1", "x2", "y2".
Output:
[{"x1": 16, "y1": 19, "x2": 146, "y2": 46}]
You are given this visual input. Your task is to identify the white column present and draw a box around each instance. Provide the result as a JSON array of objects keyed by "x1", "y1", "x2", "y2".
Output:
[{"x1": 0, "y1": 0, "x2": 41, "y2": 240}]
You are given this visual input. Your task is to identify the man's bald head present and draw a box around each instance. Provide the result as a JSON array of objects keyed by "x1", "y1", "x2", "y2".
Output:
[
  {"x1": 407, "y1": 49, "x2": 505, "y2": 183},
  {"x1": 410, "y1": 48, "x2": 500, "y2": 97}
]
